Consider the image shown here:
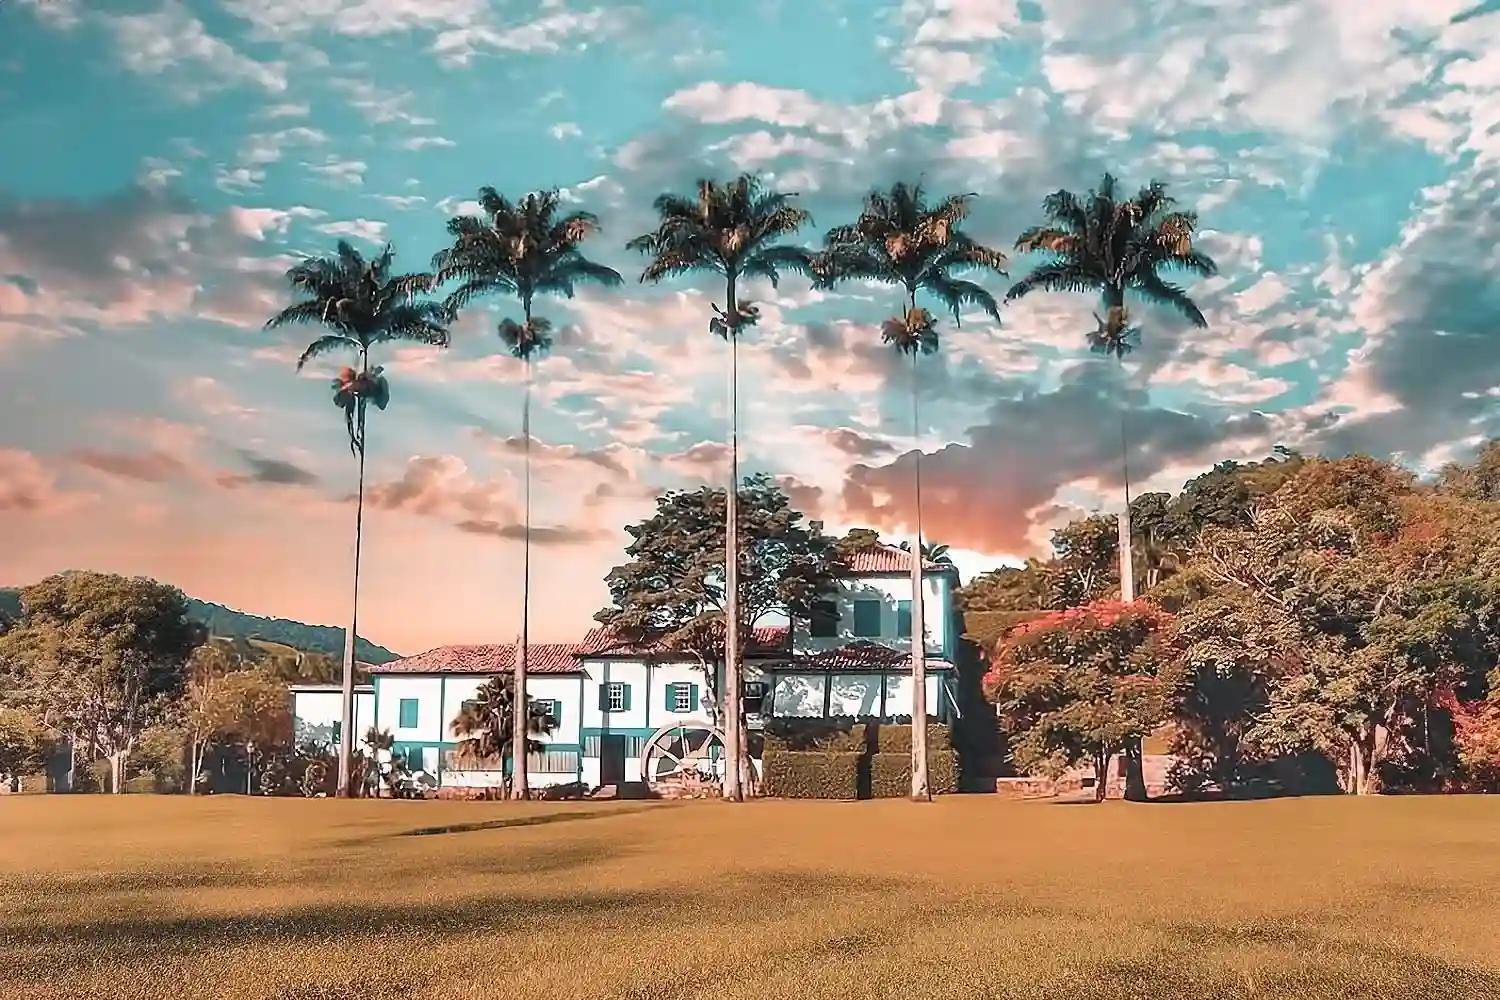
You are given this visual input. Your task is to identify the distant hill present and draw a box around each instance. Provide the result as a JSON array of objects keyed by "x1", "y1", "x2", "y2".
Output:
[{"x1": 0, "y1": 585, "x2": 399, "y2": 664}]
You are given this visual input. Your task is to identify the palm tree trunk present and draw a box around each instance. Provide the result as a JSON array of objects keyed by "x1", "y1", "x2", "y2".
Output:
[
  {"x1": 909, "y1": 350, "x2": 930, "y2": 802},
  {"x1": 511, "y1": 357, "x2": 532, "y2": 801},
  {"x1": 336, "y1": 394, "x2": 367, "y2": 799},
  {"x1": 722, "y1": 276, "x2": 744, "y2": 803}
]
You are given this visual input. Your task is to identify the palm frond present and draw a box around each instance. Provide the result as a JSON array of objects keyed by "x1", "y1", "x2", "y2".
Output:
[
  {"x1": 1131, "y1": 273, "x2": 1209, "y2": 327},
  {"x1": 296, "y1": 334, "x2": 361, "y2": 369}
]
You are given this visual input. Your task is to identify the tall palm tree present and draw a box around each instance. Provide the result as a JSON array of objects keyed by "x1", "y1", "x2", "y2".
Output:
[
  {"x1": 451, "y1": 675, "x2": 556, "y2": 796},
  {"x1": 816, "y1": 182, "x2": 1007, "y2": 801},
  {"x1": 628, "y1": 174, "x2": 814, "y2": 802},
  {"x1": 432, "y1": 188, "x2": 621, "y2": 801},
  {"x1": 265, "y1": 241, "x2": 448, "y2": 797},
  {"x1": 1006, "y1": 174, "x2": 1217, "y2": 605}
]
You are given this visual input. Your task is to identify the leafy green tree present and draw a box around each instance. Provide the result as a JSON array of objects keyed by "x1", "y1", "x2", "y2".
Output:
[
  {"x1": 1007, "y1": 175, "x2": 1217, "y2": 604},
  {"x1": 628, "y1": 175, "x2": 814, "y2": 801},
  {"x1": 984, "y1": 601, "x2": 1172, "y2": 802},
  {"x1": 0, "y1": 572, "x2": 200, "y2": 793},
  {"x1": 129, "y1": 723, "x2": 188, "y2": 793},
  {"x1": 1437, "y1": 439, "x2": 1500, "y2": 502},
  {"x1": 900, "y1": 540, "x2": 955, "y2": 566},
  {"x1": 816, "y1": 182, "x2": 1007, "y2": 801},
  {"x1": 449, "y1": 677, "x2": 555, "y2": 797},
  {"x1": 597, "y1": 475, "x2": 845, "y2": 733},
  {"x1": 434, "y1": 188, "x2": 621, "y2": 800},
  {"x1": 265, "y1": 241, "x2": 448, "y2": 797},
  {"x1": 0, "y1": 707, "x2": 50, "y2": 790},
  {"x1": 184, "y1": 667, "x2": 291, "y2": 794},
  {"x1": 958, "y1": 561, "x2": 1051, "y2": 613},
  {"x1": 1048, "y1": 515, "x2": 1119, "y2": 608}
]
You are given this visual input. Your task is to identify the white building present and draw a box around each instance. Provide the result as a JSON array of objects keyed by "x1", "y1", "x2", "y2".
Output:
[{"x1": 291, "y1": 543, "x2": 959, "y2": 790}]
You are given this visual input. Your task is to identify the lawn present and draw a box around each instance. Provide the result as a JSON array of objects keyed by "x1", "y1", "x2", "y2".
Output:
[{"x1": 3, "y1": 795, "x2": 1500, "y2": 1000}]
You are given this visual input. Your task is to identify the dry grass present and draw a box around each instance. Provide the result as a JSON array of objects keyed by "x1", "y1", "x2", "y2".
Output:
[{"x1": 3, "y1": 795, "x2": 1500, "y2": 999}]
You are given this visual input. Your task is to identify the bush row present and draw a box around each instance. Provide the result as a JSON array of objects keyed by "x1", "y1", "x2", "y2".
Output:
[
  {"x1": 762, "y1": 750, "x2": 861, "y2": 800},
  {"x1": 762, "y1": 719, "x2": 952, "y2": 755},
  {"x1": 867, "y1": 750, "x2": 958, "y2": 798}
]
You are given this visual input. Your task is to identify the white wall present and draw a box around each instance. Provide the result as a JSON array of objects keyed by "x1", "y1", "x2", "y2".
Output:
[
  {"x1": 579, "y1": 659, "x2": 649, "y2": 731},
  {"x1": 437, "y1": 674, "x2": 582, "y2": 748},
  {"x1": 376, "y1": 676, "x2": 444, "y2": 742},
  {"x1": 291, "y1": 689, "x2": 374, "y2": 749},
  {"x1": 792, "y1": 574, "x2": 951, "y2": 657}
]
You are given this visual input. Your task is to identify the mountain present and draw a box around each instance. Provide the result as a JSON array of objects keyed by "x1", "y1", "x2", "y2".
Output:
[{"x1": 0, "y1": 585, "x2": 399, "y2": 664}]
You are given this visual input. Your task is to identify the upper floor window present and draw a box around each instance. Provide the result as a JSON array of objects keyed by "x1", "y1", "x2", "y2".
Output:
[
  {"x1": 809, "y1": 599, "x2": 839, "y2": 638},
  {"x1": 852, "y1": 599, "x2": 882, "y2": 638},
  {"x1": 398, "y1": 698, "x2": 419, "y2": 729},
  {"x1": 670, "y1": 683, "x2": 694, "y2": 712},
  {"x1": 897, "y1": 600, "x2": 912, "y2": 639},
  {"x1": 603, "y1": 681, "x2": 628, "y2": 712}
]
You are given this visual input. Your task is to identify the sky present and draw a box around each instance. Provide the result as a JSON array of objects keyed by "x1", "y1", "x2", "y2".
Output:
[{"x1": 2, "y1": 0, "x2": 1499, "y2": 655}]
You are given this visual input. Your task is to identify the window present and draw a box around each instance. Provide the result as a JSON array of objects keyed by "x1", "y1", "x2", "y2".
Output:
[
  {"x1": 603, "y1": 682, "x2": 627, "y2": 712},
  {"x1": 398, "y1": 698, "x2": 419, "y2": 729},
  {"x1": 406, "y1": 745, "x2": 424, "y2": 771},
  {"x1": 809, "y1": 600, "x2": 839, "y2": 638},
  {"x1": 668, "y1": 683, "x2": 695, "y2": 713},
  {"x1": 852, "y1": 599, "x2": 882, "y2": 637},
  {"x1": 897, "y1": 600, "x2": 912, "y2": 639},
  {"x1": 544, "y1": 699, "x2": 561, "y2": 727},
  {"x1": 743, "y1": 681, "x2": 768, "y2": 709}
]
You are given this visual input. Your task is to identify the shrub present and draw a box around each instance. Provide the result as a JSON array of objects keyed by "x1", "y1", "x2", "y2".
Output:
[
  {"x1": 762, "y1": 750, "x2": 859, "y2": 799},
  {"x1": 862, "y1": 722, "x2": 952, "y2": 754},
  {"x1": 866, "y1": 751, "x2": 958, "y2": 798}
]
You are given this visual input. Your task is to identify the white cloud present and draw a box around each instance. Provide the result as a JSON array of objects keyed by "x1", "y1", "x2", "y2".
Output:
[
  {"x1": 107, "y1": 2, "x2": 287, "y2": 100},
  {"x1": 315, "y1": 218, "x2": 389, "y2": 243},
  {"x1": 550, "y1": 122, "x2": 583, "y2": 140},
  {"x1": 307, "y1": 157, "x2": 367, "y2": 187},
  {"x1": 399, "y1": 136, "x2": 457, "y2": 150}
]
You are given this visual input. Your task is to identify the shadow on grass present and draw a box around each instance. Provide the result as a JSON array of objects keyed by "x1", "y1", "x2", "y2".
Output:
[{"x1": 393, "y1": 803, "x2": 671, "y2": 838}]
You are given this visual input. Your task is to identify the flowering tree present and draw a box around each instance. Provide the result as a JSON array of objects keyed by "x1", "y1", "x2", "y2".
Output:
[
  {"x1": 1436, "y1": 678, "x2": 1500, "y2": 792},
  {"x1": 984, "y1": 601, "x2": 1172, "y2": 801}
]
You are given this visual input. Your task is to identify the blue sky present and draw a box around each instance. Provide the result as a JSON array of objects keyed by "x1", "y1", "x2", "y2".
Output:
[{"x1": 3, "y1": 0, "x2": 1499, "y2": 652}]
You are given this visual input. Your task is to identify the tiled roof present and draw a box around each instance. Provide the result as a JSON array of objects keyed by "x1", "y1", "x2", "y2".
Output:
[
  {"x1": 369, "y1": 643, "x2": 583, "y2": 675},
  {"x1": 844, "y1": 543, "x2": 949, "y2": 575},
  {"x1": 786, "y1": 641, "x2": 952, "y2": 672},
  {"x1": 577, "y1": 625, "x2": 790, "y2": 658}
]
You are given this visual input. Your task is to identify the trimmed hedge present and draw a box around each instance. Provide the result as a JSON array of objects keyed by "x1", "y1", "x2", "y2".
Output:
[
  {"x1": 762, "y1": 720, "x2": 952, "y2": 755},
  {"x1": 867, "y1": 751, "x2": 958, "y2": 798},
  {"x1": 762, "y1": 750, "x2": 860, "y2": 800}
]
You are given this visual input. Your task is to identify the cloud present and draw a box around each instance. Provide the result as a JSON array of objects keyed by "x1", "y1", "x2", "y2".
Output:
[
  {"x1": 433, "y1": 7, "x2": 630, "y2": 65},
  {"x1": 0, "y1": 449, "x2": 84, "y2": 514},
  {"x1": 72, "y1": 449, "x2": 190, "y2": 484},
  {"x1": 364, "y1": 454, "x2": 516, "y2": 521},
  {"x1": 173, "y1": 376, "x2": 259, "y2": 421},
  {"x1": 307, "y1": 157, "x2": 367, "y2": 187},
  {"x1": 841, "y1": 364, "x2": 1275, "y2": 554},
  {"x1": 107, "y1": 1, "x2": 287, "y2": 100},
  {"x1": 223, "y1": 450, "x2": 320, "y2": 488},
  {"x1": 399, "y1": 136, "x2": 457, "y2": 151},
  {"x1": 474, "y1": 430, "x2": 635, "y2": 479},
  {"x1": 316, "y1": 218, "x2": 389, "y2": 243},
  {"x1": 454, "y1": 519, "x2": 601, "y2": 545},
  {"x1": 815, "y1": 426, "x2": 897, "y2": 460}
]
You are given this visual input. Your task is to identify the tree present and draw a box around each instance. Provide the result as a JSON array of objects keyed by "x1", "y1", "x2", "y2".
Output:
[
  {"x1": 628, "y1": 175, "x2": 814, "y2": 801},
  {"x1": 1048, "y1": 515, "x2": 1120, "y2": 608},
  {"x1": 816, "y1": 182, "x2": 1008, "y2": 800},
  {"x1": 449, "y1": 677, "x2": 555, "y2": 798},
  {"x1": 0, "y1": 572, "x2": 200, "y2": 793},
  {"x1": 1007, "y1": 175, "x2": 1217, "y2": 605},
  {"x1": 984, "y1": 601, "x2": 1172, "y2": 801},
  {"x1": 0, "y1": 707, "x2": 49, "y2": 790},
  {"x1": 184, "y1": 667, "x2": 291, "y2": 794},
  {"x1": 1437, "y1": 439, "x2": 1500, "y2": 501},
  {"x1": 434, "y1": 188, "x2": 621, "y2": 800},
  {"x1": 900, "y1": 540, "x2": 955, "y2": 566},
  {"x1": 958, "y1": 561, "x2": 1052, "y2": 613},
  {"x1": 597, "y1": 475, "x2": 846, "y2": 737},
  {"x1": 265, "y1": 241, "x2": 449, "y2": 797},
  {"x1": 1437, "y1": 672, "x2": 1500, "y2": 792}
]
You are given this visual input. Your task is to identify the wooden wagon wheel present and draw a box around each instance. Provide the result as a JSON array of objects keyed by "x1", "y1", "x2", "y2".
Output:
[{"x1": 639, "y1": 721, "x2": 760, "y2": 789}]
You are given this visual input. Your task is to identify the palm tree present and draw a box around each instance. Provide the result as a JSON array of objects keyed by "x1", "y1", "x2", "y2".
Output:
[
  {"x1": 451, "y1": 675, "x2": 556, "y2": 796},
  {"x1": 265, "y1": 241, "x2": 448, "y2": 798},
  {"x1": 628, "y1": 174, "x2": 814, "y2": 802},
  {"x1": 433, "y1": 189, "x2": 621, "y2": 801},
  {"x1": 900, "y1": 540, "x2": 955, "y2": 567},
  {"x1": 816, "y1": 182, "x2": 1007, "y2": 801},
  {"x1": 1007, "y1": 174, "x2": 1216, "y2": 605}
]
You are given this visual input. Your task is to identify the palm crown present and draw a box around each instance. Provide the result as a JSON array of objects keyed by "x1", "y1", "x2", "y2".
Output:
[
  {"x1": 1006, "y1": 174, "x2": 1217, "y2": 358},
  {"x1": 432, "y1": 188, "x2": 623, "y2": 361},
  {"x1": 266, "y1": 241, "x2": 449, "y2": 369},
  {"x1": 817, "y1": 182, "x2": 1008, "y2": 354},
  {"x1": 450, "y1": 676, "x2": 555, "y2": 763},
  {"x1": 627, "y1": 174, "x2": 813, "y2": 336}
]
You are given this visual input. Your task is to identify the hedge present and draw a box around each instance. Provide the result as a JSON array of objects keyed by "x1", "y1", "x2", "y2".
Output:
[
  {"x1": 762, "y1": 720, "x2": 952, "y2": 755},
  {"x1": 762, "y1": 750, "x2": 860, "y2": 800},
  {"x1": 867, "y1": 750, "x2": 958, "y2": 798}
]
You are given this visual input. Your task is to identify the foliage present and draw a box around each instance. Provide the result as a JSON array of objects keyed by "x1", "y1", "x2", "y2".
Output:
[
  {"x1": 0, "y1": 572, "x2": 201, "y2": 790},
  {"x1": 867, "y1": 751, "x2": 958, "y2": 797},
  {"x1": 185, "y1": 600, "x2": 398, "y2": 664},
  {"x1": 1438, "y1": 440, "x2": 1500, "y2": 502},
  {"x1": 1437, "y1": 681, "x2": 1500, "y2": 792},
  {"x1": 184, "y1": 666, "x2": 292, "y2": 790},
  {"x1": 628, "y1": 174, "x2": 813, "y2": 337},
  {"x1": 596, "y1": 474, "x2": 845, "y2": 662},
  {"x1": 0, "y1": 706, "x2": 49, "y2": 783},
  {"x1": 432, "y1": 187, "x2": 622, "y2": 357},
  {"x1": 985, "y1": 601, "x2": 1173, "y2": 801},
  {"x1": 761, "y1": 750, "x2": 860, "y2": 799},
  {"x1": 816, "y1": 181, "x2": 1007, "y2": 331},
  {"x1": 129, "y1": 723, "x2": 187, "y2": 793},
  {"x1": 1007, "y1": 173, "x2": 1217, "y2": 347},
  {"x1": 265, "y1": 240, "x2": 448, "y2": 453},
  {"x1": 449, "y1": 676, "x2": 555, "y2": 767}
]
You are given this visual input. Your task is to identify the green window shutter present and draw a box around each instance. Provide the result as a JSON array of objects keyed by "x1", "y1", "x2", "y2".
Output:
[
  {"x1": 690, "y1": 684, "x2": 700, "y2": 712},
  {"x1": 897, "y1": 600, "x2": 912, "y2": 639},
  {"x1": 664, "y1": 683, "x2": 677, "y2": 712},
  {"x1": 550, "y1": 700, "x2": 562, "y2": 727},
  {"x1": 621, "y1": 684, "x2": 632, "y2": 711},
  {"x1": 598, "y1": 685, "x2": 609, "y2": 712},
  {"x1": 399, "y1": 698, "x2": 419, "y2": 728},
  {"x1": 853, "y1": 600, "x2": 882, "y2": 637},
  {"x1": 810, "y1": 600, "x2": 839, "y2": 638}
]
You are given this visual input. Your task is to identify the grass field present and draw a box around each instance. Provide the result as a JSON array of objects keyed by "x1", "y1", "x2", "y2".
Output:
[{"x1": 3, "y1": 795, "x2": 1500, "y2": 1000}]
